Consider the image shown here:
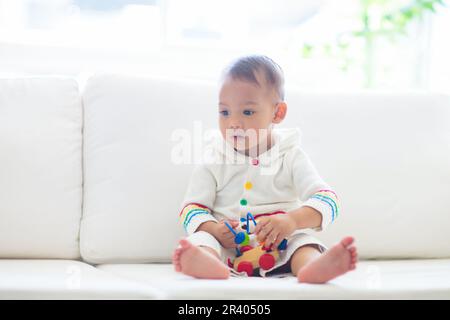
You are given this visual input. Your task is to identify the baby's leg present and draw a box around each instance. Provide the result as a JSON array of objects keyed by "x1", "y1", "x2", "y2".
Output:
[
  {"x1": 291, "y1": 237, "x2": 358, "y2": 284},
  {"x1": 172, "y1": 239, "x2": 230, "y2": 279}
]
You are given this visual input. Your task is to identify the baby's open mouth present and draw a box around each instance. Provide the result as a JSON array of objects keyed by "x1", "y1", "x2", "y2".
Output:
[{"x1": 233, "y1": 135, "x2": 246, "y2": 143}]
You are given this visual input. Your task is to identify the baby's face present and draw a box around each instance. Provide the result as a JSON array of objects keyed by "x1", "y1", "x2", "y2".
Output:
[{"x1": 218, "y1": 73, "x2": 282, "y2": 155}]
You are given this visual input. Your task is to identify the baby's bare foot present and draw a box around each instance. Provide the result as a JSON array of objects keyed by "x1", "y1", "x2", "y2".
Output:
[
  {"x1": 172, "y1": 239, "x2": 230, "y2": 279},
  {"x1": 297, "y1": 236, "x2": 358, "y2": 284}
]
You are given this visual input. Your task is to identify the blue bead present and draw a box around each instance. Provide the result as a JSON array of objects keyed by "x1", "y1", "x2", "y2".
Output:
[
  {"x1": 235, "y1": 232, "x2": 246, "y2": 244},
  {"x1": 278, "y1": 239, "x2": 288, "y2": 250}
]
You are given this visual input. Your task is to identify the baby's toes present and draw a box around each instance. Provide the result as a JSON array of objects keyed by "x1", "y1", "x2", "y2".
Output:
[
  {"x1": 340, "y1": 236, "x2": 355, "y2": 248},
  {"x1": 172, "y1": 259, "x2": 179, "y2": 271},
  {"x1": 172, "y1": 251, "x2": 183, "y2": 272},
  {"x1": 172, "y1": 249, "x2": 182, "y2": 262},
  {"x1": 179, "y1": 238, "x2": 193, "y2": 250}
]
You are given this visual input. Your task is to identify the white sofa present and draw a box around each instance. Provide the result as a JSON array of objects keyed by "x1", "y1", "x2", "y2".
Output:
[{"x1": 0, "y1": 74, "x2": 449, "y2": 300}]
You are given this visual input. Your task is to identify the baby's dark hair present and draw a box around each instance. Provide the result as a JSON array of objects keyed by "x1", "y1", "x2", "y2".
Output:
[{"x1": 222, "y1": 55, "x2": 285, "y2": 101}]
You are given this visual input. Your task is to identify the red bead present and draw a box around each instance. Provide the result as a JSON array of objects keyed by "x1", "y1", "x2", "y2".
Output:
[
  {"x1": 240, "y1": 245, "x2": 253, "y2": 253},
  {"x1": 259, "y1": 253, "x2": 275, "y2": 270},
  {"x1": 237, "y1": 261, "x2": 254, "y2": 276},
  {"x1": 251, "y1": 158, "x2": 259, "y2": 166}
]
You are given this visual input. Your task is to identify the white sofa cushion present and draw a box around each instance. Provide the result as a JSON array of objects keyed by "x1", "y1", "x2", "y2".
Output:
[
  {"x1": 81, "y1": 75, "x2": 215, "y2": 263},
  {"x1": 287, "y1": 92, "x2": 450, "y2": 259},
  {"x1": 0, "y1": 260, "x2": 164, "y2": 299},
  {"x1": 97, "y1": 259, "x2": 450, "y2": 299},
  {"x1": 0, "y1": 78, "x2": 82, "y2": 259},
  {"x1": 81, "y1": 74, "x2": 450, "y2": 263}
]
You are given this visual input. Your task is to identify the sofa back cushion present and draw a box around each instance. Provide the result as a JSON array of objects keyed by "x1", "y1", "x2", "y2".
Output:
[
  {"x1": 81, "y1": 74, "x2": 450, "y2": 263},
  {"x1": 81, "y1": 75, "x2": 213, "y2": 263},
  {"x1": 0, "y1": 78, "x2": 82, "y2": 259},
  {"x1": 282, "y1": 92, "x2": 450, "y2": 259}
]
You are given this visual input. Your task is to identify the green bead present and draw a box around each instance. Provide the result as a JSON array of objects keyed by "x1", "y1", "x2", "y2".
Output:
[
  {"x1": 240, "y1": 199, "x2": 247, "y2": 206},
  {"x1": 241, "y1": 233, "x2": 250, "y2": 246}
]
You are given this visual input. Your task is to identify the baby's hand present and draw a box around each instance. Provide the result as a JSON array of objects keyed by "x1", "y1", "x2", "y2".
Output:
[
  {"x1": 212, "y1": 219, "x2": 240, "y2": 249},
  {"x1": 255, "y1": 214, "x2": 296, "y2": 249}
]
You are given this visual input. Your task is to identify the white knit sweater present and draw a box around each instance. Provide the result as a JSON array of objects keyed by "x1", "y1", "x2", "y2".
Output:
[{"x1": 179, "y1": 127, "x2": 340, "y2": 235}]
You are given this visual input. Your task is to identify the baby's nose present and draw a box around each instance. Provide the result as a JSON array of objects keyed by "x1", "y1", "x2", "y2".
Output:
[{"x1": 228, "y1": 116, "x2": 244, "y2": 128}]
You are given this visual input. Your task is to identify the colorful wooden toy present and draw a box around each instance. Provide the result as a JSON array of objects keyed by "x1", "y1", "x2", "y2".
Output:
[{"x1": 225, "y1": 212, "x2": 288, "y2": 276}]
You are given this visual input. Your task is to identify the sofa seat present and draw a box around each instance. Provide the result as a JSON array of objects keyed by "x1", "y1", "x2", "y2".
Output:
[
  {"x1": 98, "y1": 259, "x2": 450, "y2": 299},
  {"x1": 0, "y1": 260, "x2": 164, "y2": 299}
]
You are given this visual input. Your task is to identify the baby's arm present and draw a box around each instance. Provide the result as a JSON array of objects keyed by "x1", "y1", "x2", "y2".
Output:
[
  {"x1": 254, "y1": 147, "x2": 340, "y2": 247},
  {"x1": 255, "y1": 205, "x2": 326, "y2": 248},
  {"x1": 289, "y1": 147, "x2": 340, "y2": 232},
  {"x1": 179, "y1": 165, "x2": 219, "y2": 235},
  {"x1": 286, "y1": 206, "x2": 323, "y2": 230},
  {"x1": 179, "y1": 165, "x2": 238, "y2": 247},
  {"x1": 198, "y1": 220, "x2": 239, "y2": 249}
]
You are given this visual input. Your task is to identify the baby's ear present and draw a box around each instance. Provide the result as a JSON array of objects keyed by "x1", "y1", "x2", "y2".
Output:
[{"x1": 273, "y1": 102, "x2": 287, "y2": 123}]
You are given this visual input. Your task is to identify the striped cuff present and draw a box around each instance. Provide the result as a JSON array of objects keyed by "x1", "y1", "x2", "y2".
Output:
[
  {"x1": 179, "y1": 203, "x2": 218, "y2": 235},
  {"x1": 301, "y1": 189, "x2": 340, "y2": 231}
]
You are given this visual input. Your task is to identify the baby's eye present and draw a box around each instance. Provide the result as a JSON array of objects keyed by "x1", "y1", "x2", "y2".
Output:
[
  {"x1": 243, "y1": 110, "x2": 255, "y2": 116},
  {"x1": 219, "y1": 110, "x2": 229, "y2": 116}
]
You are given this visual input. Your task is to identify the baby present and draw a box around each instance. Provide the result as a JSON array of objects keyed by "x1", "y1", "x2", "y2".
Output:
[{"x1": 172, "y1": 55, "x2": 357, "y2": 283}]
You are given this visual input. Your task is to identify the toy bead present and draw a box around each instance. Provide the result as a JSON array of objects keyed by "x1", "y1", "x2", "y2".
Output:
[
  {"x1": 251, "y1": 158, "x2": 259, "y2": 166},
  {"x1": 240, "y1": 232, "x2": 250, "y2": 246},
  {"x1": 237, "y1": 261, "x2": 254, "y2": 277},
  {"x1": 227, "y1": 258, "x2": 234, "y2": 268},
  {"x1": 259, "y1": 253, "x2": 276, "y2": 270},
  {"x1": 278, "y1": 239, "x2": 288, "y2": 250},
  {"x1": 244, "y1": 181, "x2": 252, "y2": 190},
  {"x1": 235, "y1": 231, "x2": 246, "y2": 244},
  {"x1": 240, "y1": 245, "x2": 253, "y2": 253},
  {"x1": 240, "y1": 199, "x2": 248, "y2": 206}
]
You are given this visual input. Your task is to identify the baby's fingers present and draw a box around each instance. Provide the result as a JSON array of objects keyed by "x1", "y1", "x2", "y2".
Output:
[
  {"x1": 220, "y1": 232, "x2": 236, "y2": 247},
  {"x1": 224, "y1": 238, "x2": 237, "y2": 249},
  {"x1": 220, "y1": 220, "x2": 239, "y2": 234},
  {"x1": 256, "y1": 224, "x2": 273, "y2": 243},
  {"x1": 227, "y1": 219, "x2": 239, "y2": 228},
  {"x1": 224, "y1": 232, "x2": 235, "y2": 242},
  {"x1": 272, "y1": 234, "x2": 284, "y2": 249},
  {"x1": 255, "y1": 218, "x2": 270, "y2": 234},
  {"x1": 263, "y1": 229, "x2": 276, "y2": 247}
]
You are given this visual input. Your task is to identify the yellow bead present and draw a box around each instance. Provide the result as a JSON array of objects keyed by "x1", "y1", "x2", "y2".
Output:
[{"x1": 244, "y1": 181, "x2": 252, "y2": 190}]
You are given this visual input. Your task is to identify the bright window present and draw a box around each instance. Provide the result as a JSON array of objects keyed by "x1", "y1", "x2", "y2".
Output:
[{"x1": 0, "y1": 0, "x2": 448, "y2": 93}]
